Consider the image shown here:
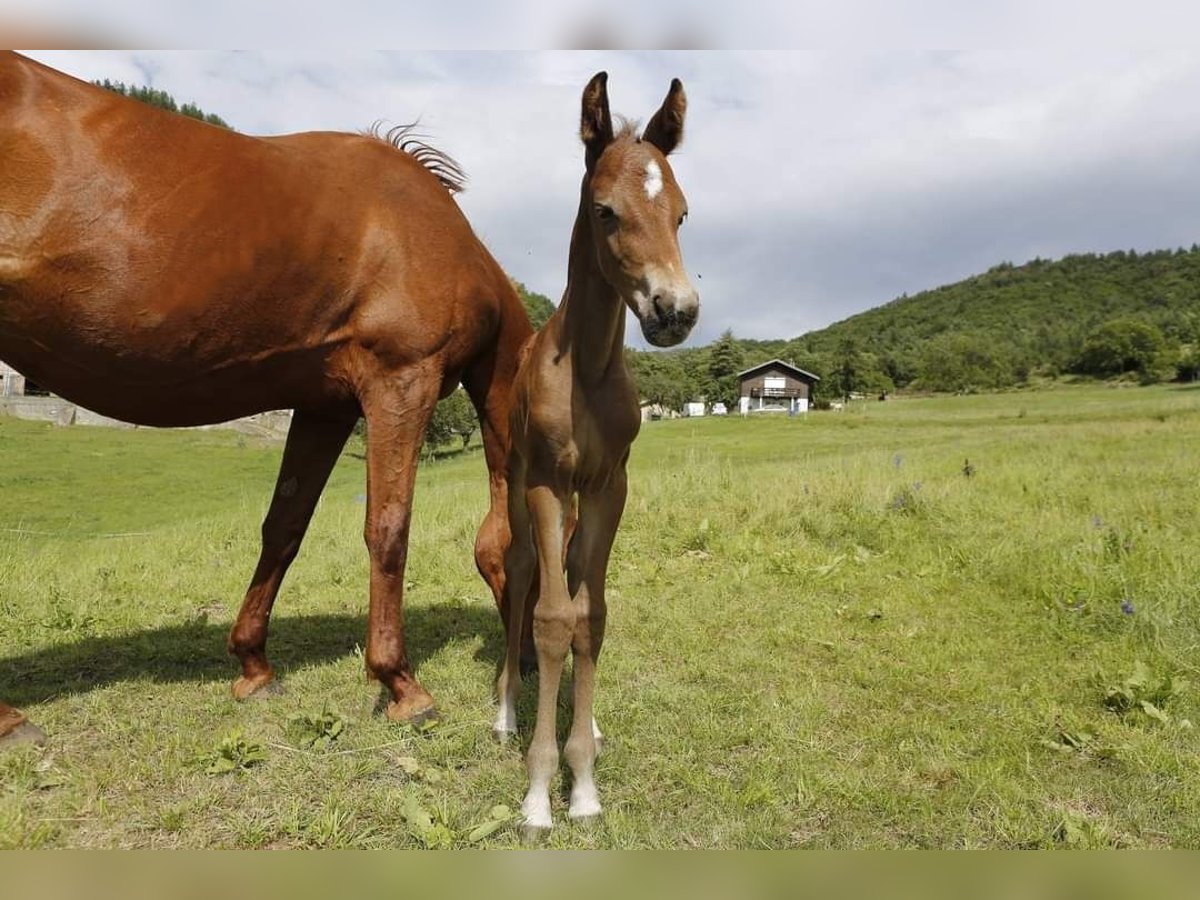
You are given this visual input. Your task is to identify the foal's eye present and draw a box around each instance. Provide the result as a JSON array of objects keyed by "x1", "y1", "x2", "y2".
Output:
[
  {"x1": 678, "y1": 211, "x2": 688, "y2": 227},
  {"x1": 594, "y1": 204, "x2": 616, "y2": 222}
]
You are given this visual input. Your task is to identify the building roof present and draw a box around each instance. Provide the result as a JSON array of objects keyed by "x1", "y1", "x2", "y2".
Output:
[{"x1": 736, "y1": 359, "x2": 821, "y2": 382}]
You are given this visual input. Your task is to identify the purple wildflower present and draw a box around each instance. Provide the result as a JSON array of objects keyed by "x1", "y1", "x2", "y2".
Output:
[{"x1": 1120, "y1": 599, "x2": 1135, "y2": 616}]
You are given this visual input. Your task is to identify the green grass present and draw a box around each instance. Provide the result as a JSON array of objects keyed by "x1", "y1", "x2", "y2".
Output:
[{"x1": 1, "y1": 384, "x2": 1199, "y2": 847}]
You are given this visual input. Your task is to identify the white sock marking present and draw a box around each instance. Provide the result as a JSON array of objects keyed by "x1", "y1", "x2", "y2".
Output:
[
  {"x1": 493, "y1": 697, "x2": 516, "y2": 736},
  {"x1": 569, "y1": 779, "x2": 602, "y2": 819},
  {"x1": 522, "y1": 788, "x2": 553, "y2": 830}
]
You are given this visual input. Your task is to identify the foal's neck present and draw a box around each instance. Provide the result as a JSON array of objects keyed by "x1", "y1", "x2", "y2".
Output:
[{"x1": 556, "y1": 182, "x2": 627, "y2": 386}]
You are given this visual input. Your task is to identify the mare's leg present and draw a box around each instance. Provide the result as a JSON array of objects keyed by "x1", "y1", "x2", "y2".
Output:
[
  {"x1": 463, "y1": 348, "x2": 540, "y2": 674},
  {"x1": 522, "y1": 482, "x2": 573, "y2": 834},
  {"x1": 463, "y1": 342, "x2": 517, "y2": 612},
  {"x1": 493, "y1": 467, "x2": 534, "y2": 740},
  {"x1": 360, "y1": 371, "x2": 441, "y2": 724},
  {"x1": 0, "y1": 701, "x2": 45, "y2": 750},
  {"x1": 563, "y1": 468, "x2": 627, "y2": 820},
  {"x1": 228, "y1": 411, "x2": 356, "y2": 699}
]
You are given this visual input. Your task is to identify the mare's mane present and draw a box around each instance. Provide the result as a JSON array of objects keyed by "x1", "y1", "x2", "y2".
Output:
[{"x1": 366, "y1": 122, "x2": 466, "y2": 194}]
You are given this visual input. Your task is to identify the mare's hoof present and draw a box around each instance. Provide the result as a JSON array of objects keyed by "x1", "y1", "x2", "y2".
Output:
[
  {"x1": 0, "y1": 720, "x2": 47, "y2": 750},
  {"x1": 387, "y1": 700, "x2": 440, "y2": 730},
  {"x1": 232, "y1": 673, "x2": 283, "y2": 700}
]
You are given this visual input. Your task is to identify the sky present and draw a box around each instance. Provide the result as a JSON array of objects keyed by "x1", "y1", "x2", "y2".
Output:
[{"x1": 20, "y1": 49, "x2": 1200, "y2": 347}]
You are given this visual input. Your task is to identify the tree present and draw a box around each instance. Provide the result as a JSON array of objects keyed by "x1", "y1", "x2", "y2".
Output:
[
  {"x1": 512, "y1": 281, "x2": 556, "y2": 330},
  {"x1": 1177, "y1": 346, "x2": 1200, "y2": 382},
  {"x1": 426, "y1": 389, "x2": 477, "y2": 452},
  {"x1": 918, "y1": 334, "x2": 1013, "y2": 392},
  {"x1": 706, "y1": 329, "x2": 744, "y2": 408},
  {"x1": 1075, "y1": 319, "x2": 1173, "y2": 382},
  {"x1": 831, "y1": 337, "x2": 861, "y2": 402},
  {"x1": 627, "y1": 349, "x2": 690, "y2": 413},
  {"x1": 93, "y1": 79, "x2": 232, "y2": 129}
]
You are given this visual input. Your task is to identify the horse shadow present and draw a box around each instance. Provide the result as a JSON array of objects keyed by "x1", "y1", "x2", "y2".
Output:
[{"x1": 0, "y1": 601, "x2": 506, "y2": 707}]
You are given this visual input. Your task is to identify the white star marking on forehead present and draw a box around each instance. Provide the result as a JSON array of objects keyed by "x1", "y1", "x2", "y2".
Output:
[{"x1": 644, "y1": 160, "x2": 663, "y2": 200}]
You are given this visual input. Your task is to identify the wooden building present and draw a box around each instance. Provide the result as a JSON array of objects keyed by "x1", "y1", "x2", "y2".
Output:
[{"x1": 737, "y1": 359, "x2": 820, "y2": 414}]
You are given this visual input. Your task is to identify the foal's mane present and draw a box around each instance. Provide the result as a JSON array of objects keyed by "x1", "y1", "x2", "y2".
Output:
[
  {"x1": 366, "y1": 122, "x2": 466, "y2": 194},
  {"x1": 615, "y1": 117, "x2": 641, "y2": 142}
]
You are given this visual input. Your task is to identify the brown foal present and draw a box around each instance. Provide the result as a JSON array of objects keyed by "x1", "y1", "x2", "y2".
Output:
[
  {"x1": 494, "y1": 72, "x2": 699, "y2": 831},
  {"x1": 0, "y1": 52, "x2": 530, "y2": 746}
]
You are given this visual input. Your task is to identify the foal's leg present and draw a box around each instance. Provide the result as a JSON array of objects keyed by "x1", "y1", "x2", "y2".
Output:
[
  {"x1": 229, "y1": 411, "x2": 356, "y2": 699},
  {"x1": 563, "y1": 470, "x2": 626, "y2": 820},
  {"x1": 0, "y1": 701, "x2": 45, "y2": 750},
  {"x1": 360, "y1": 372, "x2": 441, "y2": 724},
  {"x1": 522, "y1": 483, "x2": 573, "y2": 833}
]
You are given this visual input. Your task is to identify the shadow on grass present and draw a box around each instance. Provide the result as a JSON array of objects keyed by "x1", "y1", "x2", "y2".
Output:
[{"x1": 0, "y1": 602, "x2": 505, "y2": 707}]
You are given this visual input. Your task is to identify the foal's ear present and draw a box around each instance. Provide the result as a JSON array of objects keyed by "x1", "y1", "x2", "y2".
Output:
[
  {"x1": 643, "y1": 78, "x2": 687, "y2": 156},
  {"x1": 581, "y1": 71, "x2": 613, "y2": 167}
]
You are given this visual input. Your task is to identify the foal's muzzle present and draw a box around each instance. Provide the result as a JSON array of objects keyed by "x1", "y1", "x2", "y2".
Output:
[{"x1": 639, "y1": 287, "x2": 700, "y2": 348}]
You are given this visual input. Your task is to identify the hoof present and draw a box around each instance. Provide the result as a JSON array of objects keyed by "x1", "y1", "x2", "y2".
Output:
[
  {"x1": 232, "y1": 672, "x2": 282, "y2": 700},
  {"x1": 492, "y1": 726, "x2": 516, "y2": 744},
  {"x1": 520, "y1": 794, "x2": 553, "y2": 841},
  {"x1": 0, "y1": 720, "x2": 47, "y2": 750},
  {"x1": 569, "y1": 791, "x2": 602, "y2": 821},
  {"x1": 386, "y1": 700, "x2": 439, "y2": 730},
  {"x1": 520, "y1": 822, "x2": 552, "y2": 844}
]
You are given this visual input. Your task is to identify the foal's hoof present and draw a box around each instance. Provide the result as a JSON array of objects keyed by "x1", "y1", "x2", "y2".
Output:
[
  {"x1": 0, "y1": 720, "x2": 47, "y2": 751},
  {"x1": 492, "y1": 726, "x2": 516, "y2": 744},
  {"x1": 569, "y1": 792, "x2": 603, "y2": 822},
  {"x1": 232, "y1": 672, "x2": 283, "y2": 700},
  {"x1": 386, "y1": 699, "x2": 440, "y2": 731},
  {"x1": 520, "y1": 821, "x2": 552, "y2": 845}
]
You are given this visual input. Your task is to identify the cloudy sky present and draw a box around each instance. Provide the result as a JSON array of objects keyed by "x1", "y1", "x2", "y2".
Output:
[{"x1": 21, "y1": 50, "x2": 1200, "y2": 346}]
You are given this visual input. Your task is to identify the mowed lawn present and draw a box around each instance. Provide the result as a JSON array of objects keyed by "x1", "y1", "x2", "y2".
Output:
[{"x1": 1, "y1": 384, "x2": 1199, "y2": 848}]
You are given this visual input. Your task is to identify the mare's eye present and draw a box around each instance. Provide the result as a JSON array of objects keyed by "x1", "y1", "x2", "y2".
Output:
[
  {"x1": 595, "y1": 204, "x2": 616, "y2": 221},
  {"x1": 678, "y1": 211, "x2": 688, "y2": 227}
]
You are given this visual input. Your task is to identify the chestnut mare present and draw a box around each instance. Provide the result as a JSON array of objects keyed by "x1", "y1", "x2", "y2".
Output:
[
  {"x1": 0, "y1": 52, "x2": 529, "y2": 746},
  {"x1": 494, "y1": 73, "x2": 698, "y2": 833}
]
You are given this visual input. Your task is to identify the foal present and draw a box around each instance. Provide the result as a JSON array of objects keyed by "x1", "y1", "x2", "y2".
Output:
[{"x1": 494, "y1": 72, "x2": 699, "y2": 832}]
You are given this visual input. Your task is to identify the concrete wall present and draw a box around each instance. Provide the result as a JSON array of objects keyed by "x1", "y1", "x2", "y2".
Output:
[{"x1": 0, "y1": 397, "x2": 294, "y2": 439}]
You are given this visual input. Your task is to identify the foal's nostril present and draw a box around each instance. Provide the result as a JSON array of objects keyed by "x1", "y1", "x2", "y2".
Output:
[{"x1": 652, "y1": 293, "x2": 667, "y2": 319}]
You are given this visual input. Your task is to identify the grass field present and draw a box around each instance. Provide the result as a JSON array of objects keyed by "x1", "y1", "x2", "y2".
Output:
[{"x1": 1, "y1": 383, "x2": 1199, "y2": 848}]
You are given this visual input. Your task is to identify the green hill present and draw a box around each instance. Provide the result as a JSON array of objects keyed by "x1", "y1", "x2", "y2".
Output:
[
  {"x1": 792, "y1": 248, "x2": 1200, "y2": 390},
  {"x1": 630, "y1": 248, "x2": 1200, "y2": 405}
]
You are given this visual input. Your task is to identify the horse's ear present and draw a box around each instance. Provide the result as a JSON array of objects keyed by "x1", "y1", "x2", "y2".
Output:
[
  {"x1": 581, "y1": 71, "x2": 613, "y2": 168},
  {"x1": 643, "y1": 78, "x2": 686, "y2": 156}
]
